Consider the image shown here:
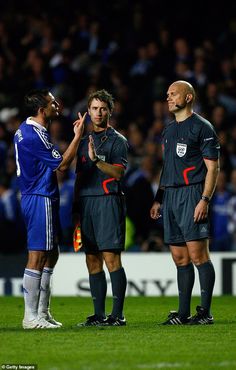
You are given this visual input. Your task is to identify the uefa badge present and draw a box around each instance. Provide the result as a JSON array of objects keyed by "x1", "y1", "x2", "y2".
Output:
[{"x1": 176, "y1": 143, "x2": 187, "y2": 157}]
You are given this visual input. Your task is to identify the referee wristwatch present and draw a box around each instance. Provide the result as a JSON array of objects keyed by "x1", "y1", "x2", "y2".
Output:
[{"x1": 201, "y1": 195, "x2": 210, "y2": 203}]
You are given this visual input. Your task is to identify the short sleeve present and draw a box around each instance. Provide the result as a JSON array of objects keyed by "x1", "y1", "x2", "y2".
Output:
[
  {"x1": 32, "y1": 127, "x2": 62, "y2": 170},
  {"x1": 111, "y1": 136, "x2": 128, "y2": 168},
  {"x1": 200, "y1": 122, "x2": 220, "y2": 160}
]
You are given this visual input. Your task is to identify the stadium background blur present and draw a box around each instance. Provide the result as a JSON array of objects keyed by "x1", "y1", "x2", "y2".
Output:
[{"x1": 1, "y1": 0, "x2": 236, "y2": 254}]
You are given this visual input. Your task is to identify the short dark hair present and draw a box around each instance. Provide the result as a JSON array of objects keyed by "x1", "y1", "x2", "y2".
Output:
[
  {"x1": 24, "y1": 89, "x2": 50, "y2": 116},
  {"x1": 87, "y1": 89, "x2": 114, "y2": 112}
]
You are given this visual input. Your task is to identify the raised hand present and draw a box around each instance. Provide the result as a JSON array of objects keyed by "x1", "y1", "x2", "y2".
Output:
[{"x1": 73, "y1": 112, "x2": 87, "y2": 138}]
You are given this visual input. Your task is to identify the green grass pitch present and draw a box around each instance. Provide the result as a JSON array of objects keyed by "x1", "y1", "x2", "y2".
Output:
[{"x1": 0, "y1": 296, "x2": 236, "y2": 370}]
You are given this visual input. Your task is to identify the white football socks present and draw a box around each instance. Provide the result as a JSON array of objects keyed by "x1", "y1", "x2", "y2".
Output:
[
  {"x1": 38, "y1": 267, "x2": 54, "y2": 317},
  {"x1": 23, "y1": 269, "x2": 42, "y2": 321}
]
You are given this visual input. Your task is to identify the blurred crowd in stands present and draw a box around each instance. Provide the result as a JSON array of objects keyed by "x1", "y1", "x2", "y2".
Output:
[{"x1": 1, "y1": 0, "x2": 236, "y2": 253}]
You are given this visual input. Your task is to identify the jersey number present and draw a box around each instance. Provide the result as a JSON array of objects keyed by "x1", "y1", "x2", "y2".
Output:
[{"x1": 15, "y1": 143, "x2": 21, "y2": 177}]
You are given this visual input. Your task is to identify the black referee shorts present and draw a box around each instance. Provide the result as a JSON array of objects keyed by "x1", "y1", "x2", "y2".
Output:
[
  {"x1": 163, "y1": 183, "x2": 210, "y2": 245},
  {"x1": 78, "y1": 195, "x2": 126, "y2": 253}
]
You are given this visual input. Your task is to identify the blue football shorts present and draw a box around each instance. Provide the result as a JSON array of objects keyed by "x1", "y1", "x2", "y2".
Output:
[{"x1": 21, "y1": 194, "x2": 61, "y2": 251}]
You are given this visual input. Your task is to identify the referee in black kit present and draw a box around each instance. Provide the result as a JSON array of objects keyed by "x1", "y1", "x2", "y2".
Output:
[
  {"x1": 150, "y1": 80, "x2": 220, "y2": 325},
  {"x1": 73, "y1": 89, "x2": 128, "y2": 327}
]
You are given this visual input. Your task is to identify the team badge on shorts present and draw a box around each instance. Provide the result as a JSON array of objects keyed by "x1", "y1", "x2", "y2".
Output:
[
  {"x1": 176, "y1": 143, "x2": 187, "y2": 157},
  {"x1": 52, "y1": 149, "x2": 61, "y2": 159}
]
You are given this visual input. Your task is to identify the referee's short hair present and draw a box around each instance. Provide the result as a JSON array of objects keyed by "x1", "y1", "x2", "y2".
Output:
[{"x1": 87, "y1": 89, "x2": 114, "y2": 112}]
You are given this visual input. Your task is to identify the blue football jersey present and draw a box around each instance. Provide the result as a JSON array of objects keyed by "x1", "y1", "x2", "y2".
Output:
[{"x1": 14, "y1": 118, "x2": 63, "y2": 198}]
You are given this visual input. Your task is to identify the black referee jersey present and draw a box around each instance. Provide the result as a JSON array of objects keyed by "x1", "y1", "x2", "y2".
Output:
[
  {"x1": 75, "y1": 126, "x2": 128, "y2": 196},
  {"x1": 160, "y1": 113, "x2": 220, "y2": 188}
]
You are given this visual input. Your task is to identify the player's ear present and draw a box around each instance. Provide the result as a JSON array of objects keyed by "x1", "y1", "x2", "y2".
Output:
[{"x1": 39, "y1": 107, "x2": 45, "y2": 115}]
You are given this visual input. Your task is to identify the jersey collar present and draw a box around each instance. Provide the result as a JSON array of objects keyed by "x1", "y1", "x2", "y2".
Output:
[{"x1": 26, "y1": 117, "x2": 47, "y2": 131}]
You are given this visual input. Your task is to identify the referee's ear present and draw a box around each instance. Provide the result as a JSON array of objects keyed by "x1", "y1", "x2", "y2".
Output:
[{"x1": 185, "y1": 94, "x2": 192, "y2": 103}]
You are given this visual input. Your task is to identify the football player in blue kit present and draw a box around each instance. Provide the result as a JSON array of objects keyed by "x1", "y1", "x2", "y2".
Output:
[
  {"x1": 150, "y1": 80, "x2": 220, "y2": 325},
  {"x1": 14, "y1": 89, "x2": 86, "y2": 329}
]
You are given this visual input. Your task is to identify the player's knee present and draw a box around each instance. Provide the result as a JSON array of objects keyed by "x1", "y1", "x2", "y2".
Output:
[
  {"x1": 192, "y1": 255, "x2": 209, "y2": 266},
  {"x1": 27, "y1": 252, "x2": 48, "y2": 271},
  {"x1": 173, "y1": 255, "x2": 191, "y2": 266},
  {"x1": 44, "y1": 248, "x2": 59, "y2": 268},
  {"x1": 86, "y1": 254, "x2": 103, "y2": 273},
  {"x1": 105, "y1": 259, "x2": 122, "y2": 272},
  {"x1": 189, "y1": 248, "x2": 209, "y2": 265}
]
